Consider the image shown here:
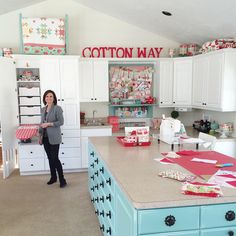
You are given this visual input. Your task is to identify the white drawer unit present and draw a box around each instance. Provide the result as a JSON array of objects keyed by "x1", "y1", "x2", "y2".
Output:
[
  {"x1": 19, "y1": 87, "x2": 40, "y2": 96},
  {"x1": 19, "y1": 96, "x2": 41, "y2": 105},
  {"x1": 20, "y1": 106, "x2": 41, "y2": 115},
  {"x1": 59, "y1": 147, "x2": 81, "y2": 158},
  {"x1": 61, "y1": 129, "x2": 80, "y2": 137},
  {"x1": 61, "y1": 137, "x2": 80, "y2": 148},
  {"x1": 45, "y1": 157, "x2": 81, "y2": 170},
  {"x1": 18, "y1": 144, "x2": 45, "y2": 158},
  {"x1": 19, "y1": 158, "x2": 45, "y2": 172},
  {"x1": 20, "y1": 115, "x2": 41, "y2": 124}
]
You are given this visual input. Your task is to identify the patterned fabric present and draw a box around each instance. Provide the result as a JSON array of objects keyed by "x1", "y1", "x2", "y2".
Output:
[
  {"x1": 16, "y1": 125, "x2": 39, "y2": 140},
  {"x1": 21, "y1": 17, "x2": 66, "y2": 55}
]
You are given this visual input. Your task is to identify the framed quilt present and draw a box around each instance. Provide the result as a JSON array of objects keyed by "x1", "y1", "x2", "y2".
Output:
[{"x1": 19, "y1": 14, "x2": 68, "y2": 55}]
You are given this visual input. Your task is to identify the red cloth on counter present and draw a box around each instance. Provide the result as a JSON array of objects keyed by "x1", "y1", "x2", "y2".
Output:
[{"x1": 16, "y1": 125, "x2": 39, "y2": 140}]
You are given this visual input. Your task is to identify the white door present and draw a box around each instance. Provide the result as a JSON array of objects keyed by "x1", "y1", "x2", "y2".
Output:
[
  {"x1": 60, "y1": 58, "x2": 80, "y2": 128},
  {"x1": 79, "y1": 60, "x2": 94, "y2": 101},
  {"x1": 40, "y1": 58, "x2": 60, "y2": 98},
  {"x1": 93, "y1": 60, "x2": 109, "y2": 102},
  {"x1": 192, "y1": 56, "x2": 208, "y2": 108},
  {"x1": 206, "y1": 53, "x2": 223, "y2": 109},
  {"x1": 173, "y1": 58, "x2": 192, "y2": 106},
  {"x1": 158, "y1": 60, "x2": 173, "y2": 107},
  {"x1": 0, "y1": 58, "x2": 18, "y2": 178}
]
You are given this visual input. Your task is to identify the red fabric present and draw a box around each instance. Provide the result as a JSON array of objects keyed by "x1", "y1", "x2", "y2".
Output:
[
  {"x1": 16, "y1": 125, "x2": 39, "y2": 140},
  {"x1": 171, "y1": 151, "x2": 236, "y2": 178},
  {"x1": 176, "y1": 150, "x2": 200, "y2": 156}
]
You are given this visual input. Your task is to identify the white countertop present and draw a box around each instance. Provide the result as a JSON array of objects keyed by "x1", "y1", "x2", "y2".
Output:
[{"x1": 90, "y1": 136, "x2": 236, "y2": 209}]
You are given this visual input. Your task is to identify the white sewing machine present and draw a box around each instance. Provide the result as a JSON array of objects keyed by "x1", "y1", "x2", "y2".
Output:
[{"x1": 160, "y1": 117, "x2": 185, "y2": 144}]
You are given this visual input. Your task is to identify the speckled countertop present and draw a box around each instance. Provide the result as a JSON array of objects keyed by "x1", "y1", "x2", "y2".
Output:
[{"x1": 89, "y1": 136, "x2": 236, "y2": 209}]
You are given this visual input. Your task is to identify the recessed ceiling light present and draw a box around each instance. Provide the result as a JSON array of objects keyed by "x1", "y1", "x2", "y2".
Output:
[{"x1": 162, "y1": 11, "x2": 172, "y2": 16}]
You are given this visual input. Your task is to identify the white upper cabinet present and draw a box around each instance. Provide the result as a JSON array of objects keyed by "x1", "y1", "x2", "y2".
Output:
[
  {"x1": 79, "y1": 59, "x2": 109, "y2": 102},
  {"x1": 192, "y1": 49, "x2": 236, "y2": 111},
  {"x1": 157, "y1": 57, "x2": 192, "y2": 107},
  {"x1": 40, "y1": 56, "x2": 80, "y2": 129},
  {"x1": 173, "y1": 58, "x2": 193, "y2": 106}
]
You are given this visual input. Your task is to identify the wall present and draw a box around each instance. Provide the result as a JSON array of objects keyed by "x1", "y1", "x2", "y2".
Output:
[{"x1": 0, "y1": 0, "x2": 179, "y2": 56}]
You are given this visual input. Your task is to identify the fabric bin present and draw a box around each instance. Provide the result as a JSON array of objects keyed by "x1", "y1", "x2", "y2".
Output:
[
  {"x1": 20, "y1": 115, "x2": 41, "y2": 124},
  {"x1": 19, "y1": 96, "x2": 41, "y2": 105},
  {"x1": 19, "y1": 87, "x2": 40, "y2": 96},
  {"x1": 20, "y1": 106, "x2": 41, "y2": 115}
]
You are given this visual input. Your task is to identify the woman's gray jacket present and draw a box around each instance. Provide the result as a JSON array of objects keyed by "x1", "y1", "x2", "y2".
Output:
[{"x1": 39, "y1": 105, "x2": 64, "y2": 145}]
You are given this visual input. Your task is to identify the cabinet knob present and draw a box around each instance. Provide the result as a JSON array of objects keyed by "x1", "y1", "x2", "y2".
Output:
[
  {"x1": 99, "y1": 196, "x2": 104, "y2": 203},
  {"x1": 62, "y1": 142, "x2": 64, "y2": 144},
  {"x1": 94, "y1": 158, "x2": 99, "y2": 164},
  {"x1": 90, "y1": 187, "x2": 94, "y2": 192},
  {"x1": 106, "y1": 227, "x2": 112, "y2": 235},
  {"x1": 100, "y1": 167, "x2": 104, "y2": 173},
  {"x1": 95, "y1": 209, "x2": 99, "y2": 215},
  {"x1": 90, "y1": 151, "x2": 94, "y2": 157},
  {"x1": 94, "y1": 184, "x2": 99, "y2": 190},
  {"x1": 61, "y1": 133, "x2": 63, "y2": 135},
  {"x1": 90, "y1": 163, "x2": 94, "y2": 168},
  {"x1": 61, "y1": 152, "x2": 64, "y2": 155},
  {"x1": 90, "y1": 175, "x2": 94, "y2": 180},
  {"x1": 100, "y1": 181, "x2": 104, "y2": 188},
  {"x1": 58, "y1": 99, "x2": 61, "y2": 101},
  {"x1": 106, "y1": 178, "x2": 111, "y2": 186},
  {"x1": 94, "y1": 171, "x2": 99, "y2": 177},
  {"x1": 30, "y1": 151, "x2": 33, "y2": 154},
  {"x1": 62, "y1": 163, "x2": 65, "y2": 165},
  {"x1": 62, "y1": 99, "x2": 64, "y2": 101},
  {"x1": 99, "y1": 210, "x2": 104, "y2": 217},
  {"x1": 160, "y1": 102, "x2": 163, "y2": 104},
  {"x1": 30, "y1": 164, "x2": 34, "y2": 166},
  {"x1": 94, "y1": 197, "x2": 99, "y2": 202},
  {"x1": 173, "y1": 101, "x2": 175, "y2": 104},
  {"x1": 91, "y1": 98, "x2": 94, "y2": 100},
  {"x1": 91, "y1": 197, "x2": 94, "y2": 203},
  {"x1": 165, "y1": 215, "x2": 176, "y2": 226},
  {"x1": 225, "y1": 210, "x2": 236, "y2": 221},
  {"x1": 228, "y1": 231, "x2": 234, "y2": 236},
  {"x1": 95, "y1": 98, "x2": 97, "y2": 100}
]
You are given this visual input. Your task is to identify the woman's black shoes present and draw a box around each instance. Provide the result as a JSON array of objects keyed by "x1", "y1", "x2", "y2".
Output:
[
  {"x1": 60, "y1": 179, "x2": 67, "y2": 188},
  {"x1": 47, "y1": 178, "x2": 57, "y2": 185}
]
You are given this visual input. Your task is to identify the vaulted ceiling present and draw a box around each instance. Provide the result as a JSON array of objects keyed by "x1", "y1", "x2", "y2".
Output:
[{"x1": 1, "y1": 0, "x2": 236, "y2": 45}]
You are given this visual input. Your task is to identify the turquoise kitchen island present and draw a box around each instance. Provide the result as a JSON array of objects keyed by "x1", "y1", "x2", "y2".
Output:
[{"x1": 88, "y1": 137, "x2": 236, "y2": 236}]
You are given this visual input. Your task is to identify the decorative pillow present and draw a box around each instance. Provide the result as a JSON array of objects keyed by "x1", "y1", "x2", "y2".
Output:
[{"x1": 20, "y1": 14, "x2": 68, "y2": 55}]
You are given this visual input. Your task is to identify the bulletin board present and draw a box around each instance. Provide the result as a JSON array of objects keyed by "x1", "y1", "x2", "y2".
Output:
[{"x1": 109, "y1": 64, "x2": 154, "y2": 102}]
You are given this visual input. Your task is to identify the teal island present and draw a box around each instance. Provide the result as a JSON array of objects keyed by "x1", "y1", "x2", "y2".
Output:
[{"x1": 88, "y1": 136, "x2": 236, "y2": 236}]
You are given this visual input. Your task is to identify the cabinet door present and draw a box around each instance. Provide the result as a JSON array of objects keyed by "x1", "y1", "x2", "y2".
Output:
[
  {"x1": 59, "y1": 58, "x2": 80, "y2": 129},
  {"x1": 79, "y1": 60, "x2": 94, "y2": 102},
  {"x1": 206, "y1": 53, "x2": 223, "y2": 109},
  {"x1": 173, "y1": 58, "x2": 192, "y2": 106},
  {"x1": 40, "y1": 58, "x2": 60, "y2": 97},
  {"x1": 158, "y1": 60, "x2": 173, "y2": 107},
  {"x1": 192, "y1": 56, "x2": 208, "y2": 108},
  {"x1": 93, "y1": 60, "x2": 109, "y2": 102}
]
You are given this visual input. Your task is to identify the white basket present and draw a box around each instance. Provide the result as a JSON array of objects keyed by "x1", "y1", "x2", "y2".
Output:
[{"x1": 19, "y1": 87, "x2": 40, "y2": 96}]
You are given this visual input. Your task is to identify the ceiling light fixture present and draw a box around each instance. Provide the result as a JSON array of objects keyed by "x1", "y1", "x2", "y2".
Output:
[{"x1": 162, "y1": 11, "x2": 172, "y2": 16}]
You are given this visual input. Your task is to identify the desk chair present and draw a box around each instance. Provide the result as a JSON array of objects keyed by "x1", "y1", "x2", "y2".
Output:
[{"x1": 198, "y1": 132, "x2": 217, "y2": 150}]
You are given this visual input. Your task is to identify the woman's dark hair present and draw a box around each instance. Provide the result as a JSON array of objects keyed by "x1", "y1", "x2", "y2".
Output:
[{"x1": 42, "y1": 90, "x2": 57, "y2": 105}]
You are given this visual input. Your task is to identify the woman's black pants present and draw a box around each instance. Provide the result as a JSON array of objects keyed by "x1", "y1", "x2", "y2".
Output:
[{"x1": 43, "y1": 137, "x2": 64, "y2": 182}]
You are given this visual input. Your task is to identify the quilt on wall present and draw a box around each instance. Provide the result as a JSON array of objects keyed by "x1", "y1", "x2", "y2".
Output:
[{"x1": 21, "y1": 17, "x2": 66, "y2": 55}]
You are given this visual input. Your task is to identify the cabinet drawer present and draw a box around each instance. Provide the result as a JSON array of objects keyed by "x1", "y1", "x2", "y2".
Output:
[
  {"x1": 15, "y1": 58, "x2": 39, "y2": 68},
  {"x1": 59, "y1": 148, "x2": 81, "y2": 158},
  {"x1": 19, "y1": 145, "x2": 44, "y2": 158},
  {"x1": 19, "y1": 87, "x2": 40, "y2": 96},
  {"x1": 19, "y1": 158, "x2": 45, "y2": 172},
  {"x1": 19, "y1": 96, "x2": 41, "y2": 105},
  {"x1": 61, "y1": 137, "x2": 80, "y2": 148},
  {"x1": 200, "y1": 227, "x2": 236, "y2": 236},
  {"x1": 138, "y1": 206, "x2": 200, "y2": 234},
  {"x1": 61, "y1": 129, "x2": 80, "y2": 137},
  {"x1": 201, "y1": 203, "x2": 236, "y2": 228},
  {"x1": 45, "y1": 157, "x2": 81, "y2": 170},
  {"x1": 20, "y1": 115, "x2": 41, "y2": 124},
  {"x1": 20, "y1": 106, "x2": 41, "y2": 115}
]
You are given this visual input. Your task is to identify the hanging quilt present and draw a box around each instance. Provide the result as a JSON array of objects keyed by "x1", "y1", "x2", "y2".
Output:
[{"x1": 21, "y1": 16, "x2": 67, "y2": 55}]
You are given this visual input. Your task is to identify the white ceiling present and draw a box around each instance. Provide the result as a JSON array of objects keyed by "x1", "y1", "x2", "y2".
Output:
[{"x1": 1, "y1": 0, "x2": 236, "y2": 45}]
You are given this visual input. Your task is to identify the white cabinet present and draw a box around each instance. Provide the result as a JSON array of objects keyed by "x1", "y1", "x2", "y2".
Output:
[
  {"x1": 18, "y1": 144, "x2": 45, "y2": 174},
  {"x1": 157, "y1": 58, "x2": 192, "y2": 107},
  {"x1": 214, "y1": 140, "x2": 236, "y2": 157},
  {"x1": 40, "y1": 56, "x2": 80, "y2": 129},
  {"x1": 79, "y1": 59, "x2": 109, "y2": 102},
  {"x1": 192, "y1": 49, "x2": 236, "y2": 111},
  {"x1": 81, "y1": 127, "x2": 112, "y2": 168}
]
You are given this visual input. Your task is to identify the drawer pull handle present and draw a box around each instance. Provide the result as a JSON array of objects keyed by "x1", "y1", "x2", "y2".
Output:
[
  {"x1": 94, "y1": 184, "x2": 99, "y2": 190},
  {"x1": 100, "y1": 181, "x2": 104, "y2": 188},
  {"x1": 90, "y1": 151, "x2": 94, "y2": 157},
  {"x1": 100, "y1": 196, "x2": 104, "y2": 203},
  {"x1": 90, "y1": 187, "x2": 94, "y2": 192},
  {"x1": 106, "y1": 194, "x2": 111, "y2": 202},
  {"x1": 90, "y1": 175, "x2": 94, "y2": 180},
  {"x1": 228, "y1": 231, "x2": 234, "y2": 236},
  {"x1": 99, "y1": 167, "x2": 104, "y2": 173},
  {"x1": 225, "y1": 210, "x2": 236, "y2": 221},
  {"x1": 99, "y1": 210, "x2": 104, "y2": 217},
  {"x1": 106, "y1": 211, "x2": 111, "y2": 219},
  {"x1": 94, "y1": 197, "x2": 99, "y2": 202},
  {"x1": 106, "y1": 178, "x2": 111, "y2": 186},
  {"x1": 91, "y1": 198, "x2": 94, "y2": 203},
  {"x1": 106, "y1": 227, "x2": 112, "y2": 235},
  {"x1": 94, "y1": 158, "x2": 99, "y2": 164},
  {"x1": 165, "y1": 215, "x2": 176, "y2": 226},
  {"x1": 95, "y1": 171, "x2": 99, "y2": 177},
  {"x1": 90, "y1": 163, "x2": 94, "y2": 168},
  {"x1": 95, "y1": 209, "x2": 99, "y2": 215}
]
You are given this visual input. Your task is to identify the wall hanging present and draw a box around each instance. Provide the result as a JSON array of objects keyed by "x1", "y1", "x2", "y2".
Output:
[{"x1": 19, "y1": 14, "x2": 68, "y2": 55}]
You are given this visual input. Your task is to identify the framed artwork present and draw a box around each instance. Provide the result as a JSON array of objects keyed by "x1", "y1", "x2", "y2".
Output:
[{"x1": 19, "y1": 14, "x2": 68, "y2": 55}]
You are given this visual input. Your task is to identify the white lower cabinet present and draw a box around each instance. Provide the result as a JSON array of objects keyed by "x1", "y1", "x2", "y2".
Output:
[
  {"x1": 18, "y1": 144, "x2": 45, "y2": 175},
  {"x1": 81, "y1": 127, "x2": 112, "y2": 168}
]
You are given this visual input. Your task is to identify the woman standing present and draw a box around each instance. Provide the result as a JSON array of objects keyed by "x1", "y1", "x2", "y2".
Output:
[{"x1": 39, "y1": 90, "x2": 67, "y2": 188}]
